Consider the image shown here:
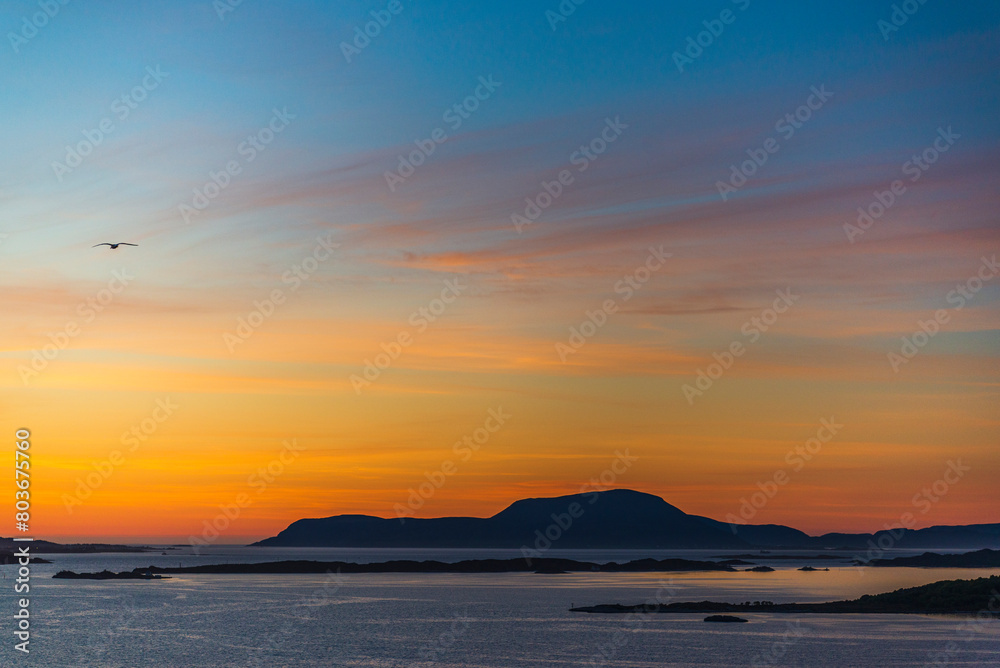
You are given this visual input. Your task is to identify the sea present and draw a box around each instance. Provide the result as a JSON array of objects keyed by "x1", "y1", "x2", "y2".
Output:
[{"x1": 1, "y1": 547, "x2": 997, "y2": 667}]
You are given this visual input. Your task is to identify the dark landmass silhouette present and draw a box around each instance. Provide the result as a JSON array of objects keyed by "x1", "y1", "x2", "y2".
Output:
[
  {"x1": 862, "y1": 548, "x2": 1000, "y2": 568},
  {"x1": 716, "y1": 554, "x2": 850, "y2": 560},
  {"x1": 251, "y1": 489, "x2": 1000, "y2": 550},
  {"x1": 0, "y1": 538, "x2": 166, "y2": 554},
  {"x1": 704, "y1": 615, "x2": 748, "y2": 622},
  {"x1": 50, "y1": 549, "x2": 997, "y2": 581},
  {"x1": 571, "y1": 576, "x2": 1000, "y2": 615},
  {"x1": 0, "y1": 551, "x2": 50, "y2": 564},
  {"x1": 54, "y1": 570, "x2": 170, "y2": 580},
  {"x1": 255, "y1": 490, "x2": 748, "y2": 548},
  {"x1": 810, "y1": 525, "x2": 1000, "y2": 550},
  {"x1": 52, "y1": 556, "x2": 735, "y2": 579}
]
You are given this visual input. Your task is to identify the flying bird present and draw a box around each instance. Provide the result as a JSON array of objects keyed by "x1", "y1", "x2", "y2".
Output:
[{"x1": 92, "y1": 243, "x2": 138, "y2": 249}]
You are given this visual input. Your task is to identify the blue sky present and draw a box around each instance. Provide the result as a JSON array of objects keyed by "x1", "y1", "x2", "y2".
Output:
[{"x1": 1, "y1": 0, "x2": 999, "y2": 539}]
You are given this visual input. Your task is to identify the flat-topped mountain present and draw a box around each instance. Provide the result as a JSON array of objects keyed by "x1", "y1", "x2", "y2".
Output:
[
  {"x1": 251, "y1": 489, "x2": 1000, "y2": 550},
  {"x1": 255, "y1": 490, "x2": 751, "y2": 548}
]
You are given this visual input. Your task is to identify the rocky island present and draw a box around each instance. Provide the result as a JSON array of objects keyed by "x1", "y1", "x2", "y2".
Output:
[{"x1": 54, "y1": 570, "x2": 171, "y2": 580}]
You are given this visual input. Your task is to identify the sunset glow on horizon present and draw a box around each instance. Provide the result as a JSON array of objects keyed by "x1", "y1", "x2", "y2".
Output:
[{"x1": 2, "y1": 0, "x2": 997, "y2": 544}]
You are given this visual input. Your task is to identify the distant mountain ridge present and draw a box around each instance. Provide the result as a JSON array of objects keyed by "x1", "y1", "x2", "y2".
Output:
[{"x1": 251, "y1": 489, "x2": 1000, "y2": 551}]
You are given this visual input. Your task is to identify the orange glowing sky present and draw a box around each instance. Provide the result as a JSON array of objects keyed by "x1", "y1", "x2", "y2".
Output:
[{"x1": 2, "y1": 3, "x2": 998, "y2": 544}]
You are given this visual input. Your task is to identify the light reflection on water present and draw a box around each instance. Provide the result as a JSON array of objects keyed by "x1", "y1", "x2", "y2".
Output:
[{"x1": 0, "y1": 551, "x2": 997, "y2": 667}]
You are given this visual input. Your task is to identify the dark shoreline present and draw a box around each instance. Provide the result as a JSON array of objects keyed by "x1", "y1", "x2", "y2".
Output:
[
  {"x1": 0, "y1": 538, "x2": 168, "y2": 554},
  {"x1": 53, "y1": 570, "x2": 171, "y2": 580},
  {"x1": 861, "y1": 549, "x2": 1000, "y2": 568},
  {"x1": 571, "y1": 576, "x2": 1000, "y2": 615},
  {"x1": 53, "y1": 556, "x2": 735, "y2": 579}
]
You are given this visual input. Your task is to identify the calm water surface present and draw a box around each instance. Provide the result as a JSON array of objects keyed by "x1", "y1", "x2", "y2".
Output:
[{"x1": 0, "y1": 549, "x2": 996, "y2": 667}]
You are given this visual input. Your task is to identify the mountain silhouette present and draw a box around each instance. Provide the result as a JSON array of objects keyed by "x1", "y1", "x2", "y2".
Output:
[{"x1": 251, "y1": 489, "x2": 1000, "y2": 550}]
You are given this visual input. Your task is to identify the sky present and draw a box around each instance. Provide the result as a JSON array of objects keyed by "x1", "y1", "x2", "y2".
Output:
[{"x1": 1, "y1": 0, "x2": 998, "y2": 543}]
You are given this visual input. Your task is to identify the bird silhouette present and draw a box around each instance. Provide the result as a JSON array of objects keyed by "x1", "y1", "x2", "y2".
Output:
[{"x1": 92, "y1": 243, "x2": 138, "y2": 250}]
